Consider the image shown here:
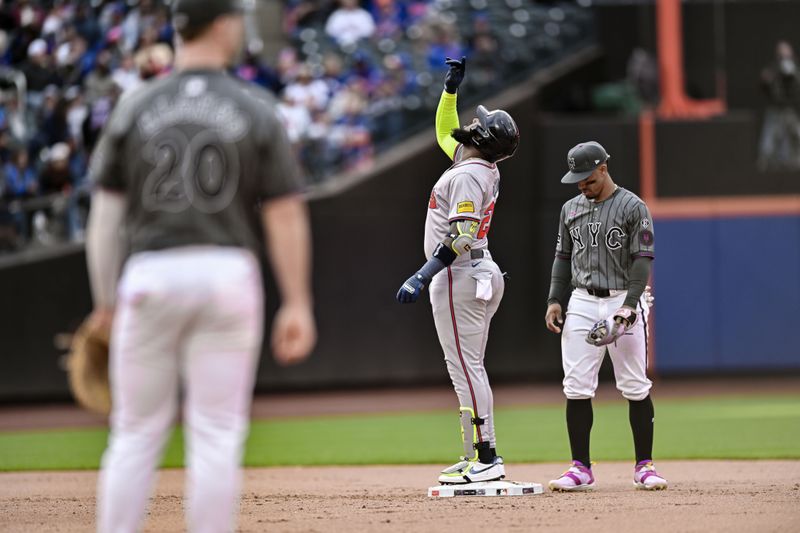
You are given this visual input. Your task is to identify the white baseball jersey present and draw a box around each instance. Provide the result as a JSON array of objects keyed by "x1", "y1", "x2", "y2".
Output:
[{"x1": 424, "y1": 157, "x2": 499, "y2": 260}]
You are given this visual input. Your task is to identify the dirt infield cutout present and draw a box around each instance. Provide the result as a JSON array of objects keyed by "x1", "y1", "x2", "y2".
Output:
[{"x1": 1, "y1": 461, "x2": 798, "y2": 532}]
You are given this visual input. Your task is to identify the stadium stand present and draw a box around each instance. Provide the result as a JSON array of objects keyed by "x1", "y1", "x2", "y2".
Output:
[{"x1": 0, "y1": 0, "x2": 594, "y2": 254}]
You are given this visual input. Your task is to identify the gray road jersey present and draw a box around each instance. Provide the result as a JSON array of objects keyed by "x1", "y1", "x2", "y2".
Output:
[
  {"x1": 424, "y1": 158, "x2": 500, "y2": 259},
  {"x1": 90, "y1": 69, "x2": 303, "y2": 255},
  {"x1": 555, "y1": 187, "x2": 654, "y2": 290}
]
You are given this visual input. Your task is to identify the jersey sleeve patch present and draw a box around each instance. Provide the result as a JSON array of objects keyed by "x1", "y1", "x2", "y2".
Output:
[
  {"x1": 457, "y1": 201, "x2": 475, "y2": 214},
  {"x1": 639, "y1": 229, "x2": 654, "y2": 246},
  {"x1": 429, "y1": 190, "x2": 438, "y2": 209}
]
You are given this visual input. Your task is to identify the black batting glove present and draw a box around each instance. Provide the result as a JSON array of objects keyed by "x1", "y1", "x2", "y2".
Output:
[
  {"x1": 396, "y1": 272, "x2": 432, "y2": 304},
  {"x1": 444, "y1": 56, "x2": 466, "y2": 94}
]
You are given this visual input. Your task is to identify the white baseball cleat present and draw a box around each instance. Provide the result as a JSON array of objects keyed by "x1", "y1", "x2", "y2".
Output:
[
  {"x1": 633, "y1": 460, "x2": 668, "y2": 490},
  {"x1": 438, "y1": 456, "x2": 505, "y2": 484},
  {"x1": 548, "y1": 460, "x2": 595, "y2": 492},
  {"x1": 438, "y1": 458, "x2": 471, "y2": 483}
]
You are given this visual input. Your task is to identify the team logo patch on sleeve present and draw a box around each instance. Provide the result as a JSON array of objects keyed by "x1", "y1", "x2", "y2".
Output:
[
  {"x1": 429, "y1": 191, "x2": 437, "y2": 209},
  {"x1": 457, "y1": 201, "x2": 475, "y2": 214},
  {"x1": 640, "y1": 230, "x2": 654, "y2": 245}
]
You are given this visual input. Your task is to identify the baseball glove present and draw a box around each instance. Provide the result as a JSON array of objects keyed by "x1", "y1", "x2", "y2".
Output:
[
  {"x1": 65, "y1": 317, "x2": 112, "y2": 416},
  {"x1": 586, "y1": 307, "x2": 637, "y2": 347},
  {"x1": 644, "y1": 285, "x2": 654, "y2": 308}
]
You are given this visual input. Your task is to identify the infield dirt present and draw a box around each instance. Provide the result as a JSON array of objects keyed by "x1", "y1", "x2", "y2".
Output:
[{"x1": 1, "y1": 460, "x2": 799, "y2": 532}]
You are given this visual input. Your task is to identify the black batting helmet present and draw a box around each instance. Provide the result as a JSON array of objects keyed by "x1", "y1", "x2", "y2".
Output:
[{"x1": 470, "y1": 105, "x2": 520, "y2": 163}]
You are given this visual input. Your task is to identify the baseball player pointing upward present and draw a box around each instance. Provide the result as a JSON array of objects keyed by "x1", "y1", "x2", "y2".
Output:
[
  {"x1": 544, "y1": 141, "x2": 667, "y2": 491},
  {"x1": 396, "y1": 57, "x2": 520, "y2": 485},
  {"x1": 87, "y1": 1, "x2": 316, "y2": 531}
]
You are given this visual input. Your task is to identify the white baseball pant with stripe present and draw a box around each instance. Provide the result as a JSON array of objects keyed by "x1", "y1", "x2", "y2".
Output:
[{"x1": 429, "y1": 251, "x2": 505, "y2": 448}]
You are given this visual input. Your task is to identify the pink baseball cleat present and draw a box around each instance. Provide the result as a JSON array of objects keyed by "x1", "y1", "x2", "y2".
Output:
[
  {"x1": 634, "y1": 460, "x2": 668, "y2": 490},
  {"x1": 548, "y1": 460, "x2": 595, "y2": 492}
]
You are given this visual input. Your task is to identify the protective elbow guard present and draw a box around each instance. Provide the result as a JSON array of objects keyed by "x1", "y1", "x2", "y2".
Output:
[
  {"x1": 451, "y1": 232, "x2": 474, "y2": 256},
  {"x1": 450, "y1": 219, "x2": 478, "y2": 256}
]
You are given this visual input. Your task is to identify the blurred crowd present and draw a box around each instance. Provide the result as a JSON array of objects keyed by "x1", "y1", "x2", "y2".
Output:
[
  {"x1": 278, "y1": 0, "x2": 592, "y2": 181},
  {"x1": 0, "y1": 0, "x2": 175, "y2": 252},
  {"x1": 0, "y1": 0, "x2": 592, "y2": 254}
]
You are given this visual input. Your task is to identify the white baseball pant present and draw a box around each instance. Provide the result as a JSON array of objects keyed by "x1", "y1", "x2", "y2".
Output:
[
  {"x1": 97, "y1": 246, "x2": 263, "y2": 533},
  {"x1": 561, "y1": 288, "x2": 651, "y2": 401}
]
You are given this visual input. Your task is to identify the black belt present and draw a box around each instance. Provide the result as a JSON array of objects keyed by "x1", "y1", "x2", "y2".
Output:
[
  {"x1": 470, "y1": 249, "x2": 488, "y2": 260},
  {"x1": 586, "y1": 288, "x2": 611, "y2": 297}
]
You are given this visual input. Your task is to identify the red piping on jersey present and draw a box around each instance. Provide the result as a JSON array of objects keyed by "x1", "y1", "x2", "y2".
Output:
[
  {"x1": 449, "y1": 159, "x2": 497, "y2": 171},
  {"x1": 448, "y1": 267, "x2": 483, "y2": 443}
]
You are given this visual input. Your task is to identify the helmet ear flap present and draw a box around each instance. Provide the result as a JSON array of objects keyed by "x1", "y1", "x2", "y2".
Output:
[
  {"x1": 470, "y1": 105, "x2": 519, "y2": 162},
  {"x1": 471, "y1": 123, "x2": 491, "y2": 147}
]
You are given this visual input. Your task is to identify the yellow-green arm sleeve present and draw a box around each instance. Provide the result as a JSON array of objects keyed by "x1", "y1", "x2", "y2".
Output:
[{"x1": 435, "y1": 90, "x2": 460, "y2": 160}]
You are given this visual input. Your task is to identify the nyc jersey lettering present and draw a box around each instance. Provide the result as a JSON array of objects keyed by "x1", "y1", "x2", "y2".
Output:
[
  {"x1": 569, "y1": 226, "x2": 585, "y2": 250},
  {"x1": 605, "y1": 227, "x2": 626, "y2": 250},
  {"x1": 570, "y1": 223, "x2": 626, "y2": 251},
  {"x1": 587, "y1": 222, "x2": 601, "y2": 247}
]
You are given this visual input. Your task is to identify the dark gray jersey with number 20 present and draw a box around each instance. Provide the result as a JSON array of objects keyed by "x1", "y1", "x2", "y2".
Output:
[
  {"x1": 555, "y1": 187, "x2": 654, "y2": 290},
  {"x1": 90, "y1": 69, "x2": 303, "y2": 255}
]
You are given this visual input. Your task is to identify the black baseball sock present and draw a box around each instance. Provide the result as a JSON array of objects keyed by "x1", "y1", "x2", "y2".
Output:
[
  {"x1": 566, "y1": 399, "x2": 593, "y2": 467},
  {"x1": 628, "y1": 395, "x2": 655, "y2": 463},
  {"x1": 476, "y1": 442, "x2": 494, "y2": 463}
]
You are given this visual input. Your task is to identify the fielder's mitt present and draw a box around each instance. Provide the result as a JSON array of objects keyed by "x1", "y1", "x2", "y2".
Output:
[
  {"x1": 65, "y1": 317, "x2": 111, "y2": 416},
  {"x1": 586, "y1": 308, "x2": 637, "y2": 347}
]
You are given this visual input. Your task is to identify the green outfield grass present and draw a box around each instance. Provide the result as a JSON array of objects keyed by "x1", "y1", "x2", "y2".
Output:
[{"x1": 0, "y1": 395, "x2": 798, "y2": 471}]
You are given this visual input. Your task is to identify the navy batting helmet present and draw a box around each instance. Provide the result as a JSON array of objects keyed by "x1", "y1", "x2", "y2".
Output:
[{"x1": 471, "y1": 105, "x2": 520, "y2": 163}]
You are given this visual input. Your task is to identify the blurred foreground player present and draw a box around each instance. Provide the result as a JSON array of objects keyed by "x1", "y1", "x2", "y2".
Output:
[
  {"x1": 396, "y1": 57, "x2": 520, "y2": 484},
  {"x1": 87, "y1": 1, "x2": 316, "y2": 531}
]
